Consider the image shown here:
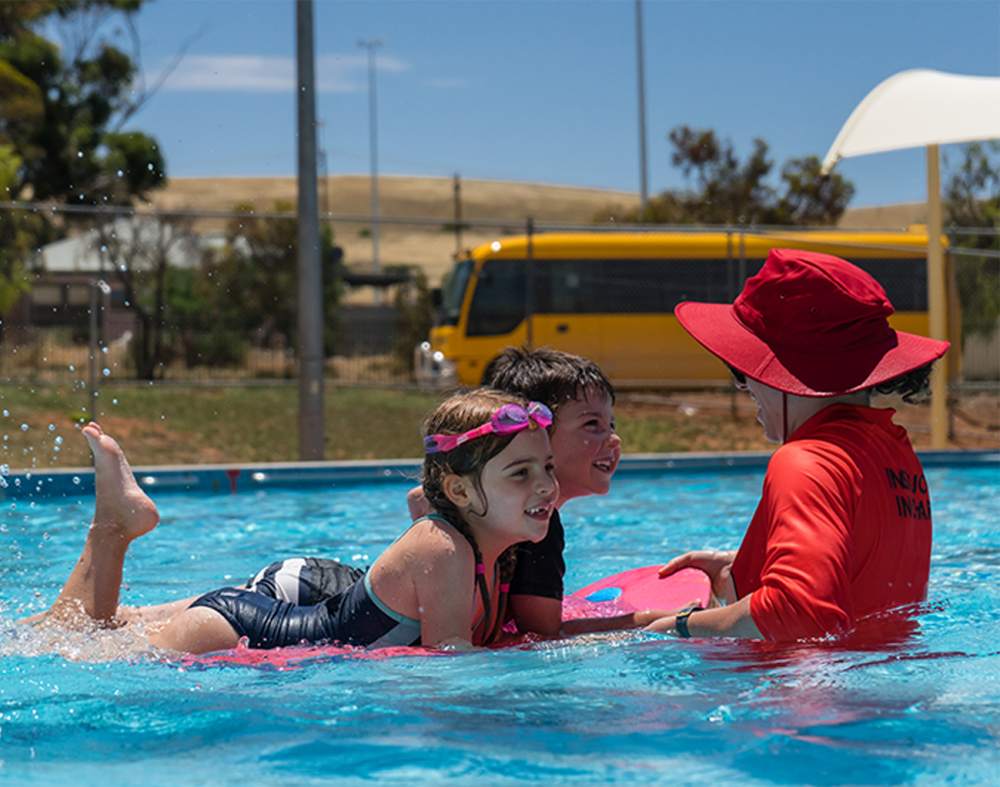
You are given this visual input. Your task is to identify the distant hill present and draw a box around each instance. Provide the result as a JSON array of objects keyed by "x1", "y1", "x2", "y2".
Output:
[
  {"x1": 150, "y1": 175, "x2": 639, "y2": 282},
  {"x1": 150, "y1": 175, "x2": 927, "y2": 283}
]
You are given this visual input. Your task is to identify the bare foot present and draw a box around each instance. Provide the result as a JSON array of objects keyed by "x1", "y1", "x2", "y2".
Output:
[{"x1": 83, "y1": 422, "x2": 159, "y2": 541}]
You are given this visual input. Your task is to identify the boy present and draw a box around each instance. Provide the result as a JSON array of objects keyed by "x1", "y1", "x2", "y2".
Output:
[{"x1": 481, "y1": 347, "x2": 624, "y2": 636}]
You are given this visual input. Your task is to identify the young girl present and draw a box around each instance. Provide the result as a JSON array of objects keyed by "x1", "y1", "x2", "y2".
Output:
[{"x1": 36, "y1": 389, "x2": 557, "y2": 654}]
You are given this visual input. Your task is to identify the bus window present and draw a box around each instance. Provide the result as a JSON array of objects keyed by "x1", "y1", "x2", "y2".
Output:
[
  {"x1": 543, "y1": 259, "x2": 599, "y2": 313},
  {"x1": 537, "y1": 258, "x2": 760, "y2": 315},
  {"x1": 466, "y1": 258, "x2": 526, "y2": 337},
  {"x1": 439, "y1": 258, "x2": 474, "y2": 326},
  {"x1": 850, "y1": 258, "x2": 927, "y2": 311},
  {"x1": 599, "y1": 258, "x2": 734, "y2": 312}
]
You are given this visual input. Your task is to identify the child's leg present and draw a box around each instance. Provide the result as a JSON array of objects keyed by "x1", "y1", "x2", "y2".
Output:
[
  {"x1": 44, "y1": 423, "x2": 159, "y2": 627},
  {"x1": 146, "y1": 605, "x2": 242, "y2": 654}
]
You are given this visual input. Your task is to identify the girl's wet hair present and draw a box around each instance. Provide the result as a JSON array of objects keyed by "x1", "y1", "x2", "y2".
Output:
[{"x1": 422, "y1": 389, "x2": 538, "y2": 644}]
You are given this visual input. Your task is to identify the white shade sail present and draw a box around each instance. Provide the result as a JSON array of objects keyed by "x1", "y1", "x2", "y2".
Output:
[{"x1": 821, "y1": 70, "x2": 1000, "y2": 174}]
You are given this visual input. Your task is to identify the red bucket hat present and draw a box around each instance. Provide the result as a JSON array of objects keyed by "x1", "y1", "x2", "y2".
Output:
[{"x1": 675, "y1": 248, "x2": 950, "y2": 397}]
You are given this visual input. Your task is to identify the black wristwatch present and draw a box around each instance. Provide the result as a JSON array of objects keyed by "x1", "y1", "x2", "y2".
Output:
[{"x1": 675, "y1": 606, "x2": 703, "y2": 638}]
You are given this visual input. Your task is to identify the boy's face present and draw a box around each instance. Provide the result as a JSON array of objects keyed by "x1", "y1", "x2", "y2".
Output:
[{"x1": 548, "y1": 391, "x2": 621, "y2": 506}]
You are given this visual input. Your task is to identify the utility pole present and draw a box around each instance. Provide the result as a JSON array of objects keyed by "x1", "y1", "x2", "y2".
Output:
[
  {"x1": 358, "y1": 38, "x2": 385, "y2": 303},
  {"x1": 317, "y1": 118, "x2": 329, "y2": 218},
  {"x1": 453, "y1": 173, "x2": 463, "y2": 260},
  {"x1": 296, "y1": 0, "x2": 325, "y2": 460},
  {"x1": 635, "y1": 0, "x2": 649, "y2": 216}
]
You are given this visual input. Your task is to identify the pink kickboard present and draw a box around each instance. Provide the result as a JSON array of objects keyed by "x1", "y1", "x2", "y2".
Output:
[
  {"x1": 562, "y1": 565, "x2": 712, "y2": 620},
  {"x1": 178, "y1": 565, "x2": 713, "y2": 668}
]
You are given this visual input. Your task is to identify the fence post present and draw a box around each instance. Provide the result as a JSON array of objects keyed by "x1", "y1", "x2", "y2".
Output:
[
  {"x1": 524, "y1": 216, "x2": 536, "y2": 351},
  {"x1": 88, "y1": 279, "x2": 110, "y2": 420},
  {"x1": 926, "y1": 144, "x2": 948, "y2": 449}
]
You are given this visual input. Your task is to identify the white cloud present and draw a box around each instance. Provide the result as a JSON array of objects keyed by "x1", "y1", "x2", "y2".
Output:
[{"x1": 153, "y1": 53, "x2": 410, "y2": 93}]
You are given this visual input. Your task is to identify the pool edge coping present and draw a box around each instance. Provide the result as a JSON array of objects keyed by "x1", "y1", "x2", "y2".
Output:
[{"x1": 1, "y1": 449, "x2": 996, "y2": 499}]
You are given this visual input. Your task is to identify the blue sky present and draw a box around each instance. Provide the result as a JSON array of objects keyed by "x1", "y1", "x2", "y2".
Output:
[{"x1": 118, "y1": 0, "x2": 999, "y2": 208}]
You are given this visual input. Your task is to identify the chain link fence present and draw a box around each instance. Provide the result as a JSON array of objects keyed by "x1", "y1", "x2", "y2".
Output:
[
  {"x1": 950, "y1": 233, "x2": 1000, "y2": 382},
  {"x1": 0, "y1": 202, "x2": 420, "y2": 387},
  {"x1": 0, "y1": 202, "x2": 997, "y2": 390}
]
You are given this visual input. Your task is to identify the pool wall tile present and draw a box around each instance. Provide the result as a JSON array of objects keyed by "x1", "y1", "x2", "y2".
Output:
[{"x1": 1, "y1": 450, "x2": 996, "y2": 500}]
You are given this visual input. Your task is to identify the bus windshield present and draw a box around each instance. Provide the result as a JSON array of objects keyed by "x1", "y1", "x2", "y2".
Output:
[{"x1": 438, "y1": 258, "x2": 474, "y2": 326}]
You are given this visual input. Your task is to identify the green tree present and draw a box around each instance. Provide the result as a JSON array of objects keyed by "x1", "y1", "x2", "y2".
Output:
[
  {"x1": 0, "y1": 0, "x2": 169, "y2": 349},
  {"x1": 0, "y1": 144, "x2": 53, "y2": 333},
  {"x1": 0, "y1": 0, "x2": 166, "y2": 205},
  {"x1": 94, "y1": 213, "x2": 199, "y2": 379},
  {"x1": 770, "y1": 155, "x2": 856, "y2": 225},
  {"x1": 194, "y1": 205, "x2": 343, "y2": 363},
  {"x1": 944, "y1": 140, "x2": 1000, "y2": 338},
  {"x1": 608, "y1": 125, "x2": 854, "y2": 226},
  {"x1": 392, "y1": 268, "x2": 435, "y2": 374}
]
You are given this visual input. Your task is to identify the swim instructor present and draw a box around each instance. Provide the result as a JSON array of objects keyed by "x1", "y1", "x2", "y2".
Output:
[{"x1": 651, "y1": 248, "x2": 950, "y2": 641}]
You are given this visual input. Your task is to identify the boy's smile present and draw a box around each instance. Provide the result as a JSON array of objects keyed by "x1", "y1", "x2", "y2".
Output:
[{"x1": 548, "y1": 392, "x2": 621, "y2": 506}]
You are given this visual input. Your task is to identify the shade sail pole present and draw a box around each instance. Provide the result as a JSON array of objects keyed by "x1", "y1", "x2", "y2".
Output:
[{"x1": 926, "y1": 144, "x2": 948, "y2": 449}]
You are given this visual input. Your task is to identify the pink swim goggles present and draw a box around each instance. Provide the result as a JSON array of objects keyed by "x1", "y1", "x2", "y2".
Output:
[{"x1": 424, "y1": 401, "x2": 553, "y2": 454}]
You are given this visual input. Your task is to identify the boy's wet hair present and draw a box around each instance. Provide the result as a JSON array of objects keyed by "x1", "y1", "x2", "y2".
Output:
[
  {"x1": 483, "y1": 346, "x2": 615, "y2": 420},
  {"x1": 421, "y1": 388, "x2": 538, "y2": 644}
]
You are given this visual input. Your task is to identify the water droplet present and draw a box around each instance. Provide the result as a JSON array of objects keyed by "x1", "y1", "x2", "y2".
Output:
[
  {"x1": 72, "y1": 476, "x2": 81, "y2": 485},
  {"x1": 117, "y1": 170, "x2": 123, "y2": 177},
  {"x1": 102, "y1": 369, "x2": 110, "y2": 377},
  {"x1": 55, "y1": 436, "x2": 63, "y2": 445},
  {"x1": 0, "y1": 464, "x2": 8, "y2": 476},
  {"x1": 69, "y1": 365, "x2": 75, "y2": 372},
  {"x1": 20, "y1": 424, "x2": 28, "y2": 431},
  {"x1": 2, "y1": 410, "x2": 7, "y2": 417},
  {"x1": 102, "y1": 347, "x2": 109, "y2": 354},
  {"x1": 112, "y1": 399, "x2": 118, "y2": 405},
  {"x1": 48, "y1": 424, "x2": 55, "y2": 432}
]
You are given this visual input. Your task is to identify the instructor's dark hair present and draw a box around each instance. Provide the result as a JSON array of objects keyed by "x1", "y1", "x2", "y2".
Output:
[{"x1": 873, "y1": 362, "x2": 935, "y2": 404}]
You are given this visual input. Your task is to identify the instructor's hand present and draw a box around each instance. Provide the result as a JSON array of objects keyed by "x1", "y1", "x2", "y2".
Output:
[{"x1": 659, "y1": 550, "x2": 736, "y2": 603}]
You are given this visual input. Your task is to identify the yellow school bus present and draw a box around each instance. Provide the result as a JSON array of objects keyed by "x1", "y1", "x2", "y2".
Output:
[{"x1": 416, "y1": 228, "x2": 956, "y2": 388}]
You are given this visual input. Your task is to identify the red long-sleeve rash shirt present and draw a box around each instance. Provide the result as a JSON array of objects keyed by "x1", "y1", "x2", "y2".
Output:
[{"x1": 731, "y1": 405, "x2": 933, "y2": 641}]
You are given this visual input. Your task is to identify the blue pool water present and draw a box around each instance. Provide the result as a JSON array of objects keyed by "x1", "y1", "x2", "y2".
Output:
[{"x1": 1, "y1": 459, "x2": 998, "y2": 785}]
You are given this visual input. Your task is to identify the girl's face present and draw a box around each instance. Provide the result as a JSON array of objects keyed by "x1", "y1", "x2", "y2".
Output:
[{"x1": 463, "y1": 427, "x2": 558, "y2": 549}]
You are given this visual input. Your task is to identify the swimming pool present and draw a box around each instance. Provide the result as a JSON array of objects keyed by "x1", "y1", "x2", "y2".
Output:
[{"x1": 1, "y1": 455, "x2": 997, "y2": 785}]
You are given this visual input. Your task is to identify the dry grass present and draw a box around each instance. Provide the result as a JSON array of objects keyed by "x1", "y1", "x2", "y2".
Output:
[{"x1": 0, "y1": 384, "x2": 994, "y2": 473}]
